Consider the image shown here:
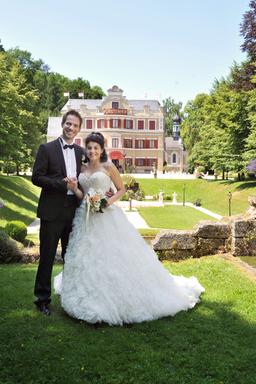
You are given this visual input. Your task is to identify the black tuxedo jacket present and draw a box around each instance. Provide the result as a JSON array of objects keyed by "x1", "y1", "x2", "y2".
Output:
[{"x1": 32, "y1": 139, "x2": 85, "y2": 221}]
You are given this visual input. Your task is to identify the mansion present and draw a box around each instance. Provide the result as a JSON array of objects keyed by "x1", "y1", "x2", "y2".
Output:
[{"x1": 47, "y1": 85, "x2": 187, "y2": 173}]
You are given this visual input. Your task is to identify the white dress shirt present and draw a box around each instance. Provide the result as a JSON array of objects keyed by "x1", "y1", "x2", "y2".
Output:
[{"x1": 59, "y1": 137, "x2": 77, "y2": 195}]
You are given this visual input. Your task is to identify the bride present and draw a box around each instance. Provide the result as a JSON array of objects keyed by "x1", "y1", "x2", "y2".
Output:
[{"x1": 54, "y1": 132, "x2": 204, "y2": 325}]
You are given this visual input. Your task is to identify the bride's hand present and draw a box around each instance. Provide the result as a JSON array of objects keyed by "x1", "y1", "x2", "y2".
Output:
[{"x1": 105, "y1": 188, "x2": 114, "y2": 198}]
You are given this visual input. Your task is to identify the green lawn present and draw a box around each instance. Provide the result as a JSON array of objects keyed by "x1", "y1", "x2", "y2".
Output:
[
  {"x1": 138, "y1": 205, "x2": 215, "y2": 229},
  {"x1": 1, "y1": 176, "x2": 256, "y2": 229},
  {"x1": 137, "y1": 179, "x2": 256, "y2": 216},
  {"x1": 0, "y1": 175, "x2": 40, "y2": 228},
  {"x1": 0, "y1": 257, "x2": 256, "y2": 384}
]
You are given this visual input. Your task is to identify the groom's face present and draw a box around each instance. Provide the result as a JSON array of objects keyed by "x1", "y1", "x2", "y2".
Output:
[{"x1": 62, "y1": 114, "x2": 81, "y2": 143}]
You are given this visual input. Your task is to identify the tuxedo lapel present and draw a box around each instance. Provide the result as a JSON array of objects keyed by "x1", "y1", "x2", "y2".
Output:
[
  {"x1": 74, "y1": 146, "x2": 82, "y2": 176},
  {"x1": 54, "y1": 139, "x2": 67, "y2": 176}
]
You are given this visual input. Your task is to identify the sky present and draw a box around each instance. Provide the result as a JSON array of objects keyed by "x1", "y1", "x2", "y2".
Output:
[{"x1": 0, "y1": 0, "x2": 250, "y2": 106}]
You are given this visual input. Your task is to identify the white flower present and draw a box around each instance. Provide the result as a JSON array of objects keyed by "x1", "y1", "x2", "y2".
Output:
[{"x1": 86, "y1": 188, "x2": 107, "y2": 213}]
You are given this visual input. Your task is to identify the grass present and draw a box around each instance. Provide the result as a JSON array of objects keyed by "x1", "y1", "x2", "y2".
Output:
[
  {"x1": 239, "y1": 256, "x2": 256, "y2": 268},
  {"x1": 0, "y1": 175, "x2": 40, "y2": 228},
  {"x1": 137, "y1": 179, "x2": 256, "y2": 216},
  {"x1": 138, "y1": 228, "x2": 160, "y2": 237},
  {"x1": 138, "y1": 205, "x2": 215, "y2": 230},
  {"x1": 1, "y1": 176, "x2": 256, "y2": 230},
  {"x1": 0, "y1": 257, "x2": 256, "y2": 384}
]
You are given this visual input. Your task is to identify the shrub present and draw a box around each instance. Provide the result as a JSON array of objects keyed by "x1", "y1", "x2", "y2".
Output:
[
  {"x1": 3, "y1": 161, "x2": 16, "y2": 174},
  {"x1": 134, "y1": 189, "x2": 145, "y2": 201},
  {"x1": 120, "y1": 192, "x2": 130, "y2": 201},
  {"x1": 0, "y1": 230, "x2": 22, "y2": 263},
  {"x1": 5, "y1": 221, "x2": 27, "y2": 243},
  {"x1": 194, "y1": 198, "x2": 202, "y2": 207}
]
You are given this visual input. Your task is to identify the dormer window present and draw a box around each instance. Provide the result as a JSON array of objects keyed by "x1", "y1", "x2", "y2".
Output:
[{"x1": 112, "y1": 101, "x2": 119, "y2": 109}]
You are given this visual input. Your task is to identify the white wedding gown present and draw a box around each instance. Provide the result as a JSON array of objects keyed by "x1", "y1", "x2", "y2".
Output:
[{"x1": 54, "y1": 171, "x2": 205, "y2": 325}]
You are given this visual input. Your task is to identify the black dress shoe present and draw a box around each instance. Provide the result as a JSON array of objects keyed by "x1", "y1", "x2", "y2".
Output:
[{"x1": 36, "y1": 302, "x2": 51, "y2": 316}]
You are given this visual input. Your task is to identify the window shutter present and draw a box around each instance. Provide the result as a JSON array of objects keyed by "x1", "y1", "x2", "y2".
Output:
[
  {"x1": 149, "y1": 121, "x2": 155, "y2": 130},
  {"x1": 130, "y1": 120, "x2": 133, "y2": 129},
  {"x1": 118, "y1": 119, "x2": 121, "y2": 128},
  {"x1": 145, "y1": 139, "x2": 149, "y2": 149},
  {"x1": 97, "y1": 120, "x2": 101, "y2": 129},
  {"x1": 124, "y1": 119, "x2": 126, "y2": 129},
  {"x1": 104, "y1": 119, "x2": 108, "y2": 128},
  {"x1": 135, "y1": 140, "x2": 138, "y2": 149},
  {"x1": 110, "y1": 119, "x2": 113, "y2": 128},
  {"x1": 154, "y1": 140, "x2": 158, "y2": 148},
  {"x1": 86, "y1": 120, "x2": 92, "y2": 129}
]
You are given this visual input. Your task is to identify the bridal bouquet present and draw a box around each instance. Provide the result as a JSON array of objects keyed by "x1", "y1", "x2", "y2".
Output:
[{"x1": 86, "y1": 188, "x2": 108, "y2": 213}]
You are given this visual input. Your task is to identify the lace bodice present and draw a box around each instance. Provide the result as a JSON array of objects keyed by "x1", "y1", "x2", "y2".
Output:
[{"x1": 78, "y1": 171, "x2": 112, "y2": 194}]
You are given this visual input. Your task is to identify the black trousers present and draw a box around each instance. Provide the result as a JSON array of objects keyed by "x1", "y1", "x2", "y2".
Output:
[{"x1": 34, "y1": 197, "x2": 77, "y2": 304}]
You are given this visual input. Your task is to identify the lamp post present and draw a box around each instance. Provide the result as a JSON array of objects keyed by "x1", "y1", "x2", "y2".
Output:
[
  {"x1": 183, "y1": 184, "x2": 186, "y2": 206},
  {"x1": 228, "y1": 191, "x2": 232, "y2": 216}
]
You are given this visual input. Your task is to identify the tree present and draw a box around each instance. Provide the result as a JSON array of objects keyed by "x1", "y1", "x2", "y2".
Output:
[
  {"x1": 0, "y1": 52, "x2": 41, "y2": 174},
  {"x1": 240, "y1": 0, "x2": 256, "y2": 60}
]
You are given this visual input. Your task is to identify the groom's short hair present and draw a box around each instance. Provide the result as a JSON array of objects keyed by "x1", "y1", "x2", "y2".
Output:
[{"x1": 61, "y1": 109, "x2": 83, "y2": 129}]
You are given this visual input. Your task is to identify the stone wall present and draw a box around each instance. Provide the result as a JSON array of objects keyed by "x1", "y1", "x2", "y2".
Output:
[{"x1": 152, "y1": 197, "x2": 256, "y2": 260}]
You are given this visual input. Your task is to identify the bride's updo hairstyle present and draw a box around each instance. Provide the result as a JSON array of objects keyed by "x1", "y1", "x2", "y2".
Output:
[{"x1": 85, "y1": 132, "x2": 108, "y2": 162}]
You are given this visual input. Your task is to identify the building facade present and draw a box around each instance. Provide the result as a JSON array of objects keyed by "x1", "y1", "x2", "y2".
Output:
[
  {"x1": 47, "y1": 85, "x2": 165, "y2": 172},
  {"x1": 164, "y1": 114, "x2": 188, "y2": 173}
]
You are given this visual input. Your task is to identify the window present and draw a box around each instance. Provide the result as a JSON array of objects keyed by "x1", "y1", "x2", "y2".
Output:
[
  {"x1": 110, "y1": 119, "x2": 119, "y2": 128},
  {"x1": 135, "y1": 139, "x2": 144, "y2": 148},
  {"x1": 135, "y1": 158, "x2": 145, "y2": 166},
  {"x1": 97, "y1": 119, "x2": 104, "y2": 129},
  {"x1": 149, "y1": 140, "x2": 155, "y2": 149},
  {"x1": 173, "y1": 124, "x2": 180, "y2": 133},
  {"x1": 172, "y1": 154, "x2": 177, "y2": 163},
  {"x1": 112, "y1": 101, "x2": 119, "y2": 109},
  {"x1": 148, "y1": 158, "x2": 157, "y2": 167},
  {"x1": 138, "y1": 120, "x2": 144, "y2": 130},
  {"x1": 113, "y1": 119, "x2": 119, "y2": 128},
  {"x1": 112, "y1": 138, "x2": 119, "y2": 148},
  {"x1": 124, "y1": 119, "x2": 133, "y2": 129},
  {"x1": 149, "y1": 120, "x2": 156, "y2": 130},
  {"x1": 123, "y1": 139, "x2": 133, "y2": 148},
  {"x1": 86, "y1": 120, "x2": 92, "y2": 129}
]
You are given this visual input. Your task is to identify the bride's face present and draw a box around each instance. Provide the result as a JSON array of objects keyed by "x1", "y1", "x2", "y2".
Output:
[{"x1": 86, "y1": 141, "x2": 103, "y2": 162}]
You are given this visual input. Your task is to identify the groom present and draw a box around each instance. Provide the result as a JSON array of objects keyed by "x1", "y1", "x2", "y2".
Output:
[{"x1": 32, "y1": 109, "x2": 84, "y2": 315}]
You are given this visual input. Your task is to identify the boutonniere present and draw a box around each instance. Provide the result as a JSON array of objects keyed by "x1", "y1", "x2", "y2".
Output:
[{"x1": 81, "y1": 154, "x2": 87, "y2": 164}]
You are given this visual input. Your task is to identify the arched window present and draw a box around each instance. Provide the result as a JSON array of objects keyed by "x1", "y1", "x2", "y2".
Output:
[{"x1": 172, "y1": 153, "x2": 177, "y2": 163}]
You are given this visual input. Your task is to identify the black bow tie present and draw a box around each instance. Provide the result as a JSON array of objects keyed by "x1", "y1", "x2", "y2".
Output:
[{"x1": 63, "y1": 144, "x2": 74, "y2": 150}]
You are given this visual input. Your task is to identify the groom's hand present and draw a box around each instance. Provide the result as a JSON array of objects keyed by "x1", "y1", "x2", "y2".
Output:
[{"x1": 66, "y1": 178, "x2": 78, "y2": 192}]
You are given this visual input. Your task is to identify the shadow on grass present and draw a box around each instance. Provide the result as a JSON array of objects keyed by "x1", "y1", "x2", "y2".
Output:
[
  {"x1": 0, "y1": 176, "x2": 39, "y2": 203},
  {"x1": 0, "y1": 264, "x2": 256, "y2": 384},
  {"x1": 215, "y1": 179, "x2": 256, "y2": 191}
]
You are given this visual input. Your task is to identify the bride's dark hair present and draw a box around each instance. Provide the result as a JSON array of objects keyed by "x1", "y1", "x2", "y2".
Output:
[{"x1": 85, "y1": 132, "x2": 108, "y2": 162}]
